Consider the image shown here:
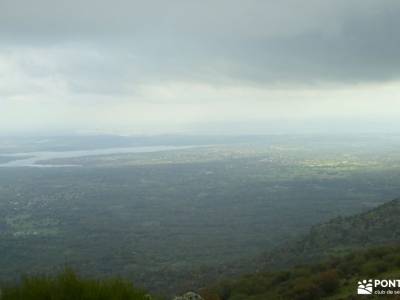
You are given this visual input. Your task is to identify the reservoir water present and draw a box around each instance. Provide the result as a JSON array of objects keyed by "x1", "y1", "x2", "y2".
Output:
[{"x1": 0, "y1": 145, "x2": 195, "y2": 167}]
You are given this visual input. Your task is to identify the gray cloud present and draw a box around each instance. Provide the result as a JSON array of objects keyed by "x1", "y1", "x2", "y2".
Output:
[
  {"x1": 1, "y1": 0, "x2": 400, "y2": 134},
  {"x1": 1, "y1": 0, "x2": 400, "y2": 85}
]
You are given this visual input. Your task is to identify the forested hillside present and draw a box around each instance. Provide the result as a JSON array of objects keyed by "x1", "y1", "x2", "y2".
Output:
[
  {"x1": 204, "y1": 245, "x2": 400, "y2": 300},
  {"x1": 199, "y1": 198, "x2": 400, "y2": 299},
  {"x1": 264, "y1": 198, "x2": 400, "y2": 269}
]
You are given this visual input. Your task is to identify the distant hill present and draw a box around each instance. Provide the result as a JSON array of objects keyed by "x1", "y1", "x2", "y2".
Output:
[{"x1": 264, "y1": 198, "x2": 400, "y2": 269}]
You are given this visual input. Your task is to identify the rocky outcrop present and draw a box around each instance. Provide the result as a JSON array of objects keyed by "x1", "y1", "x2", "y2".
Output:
[{"x1": 173, "y1": 291, "x2": 203, "y2": 300}]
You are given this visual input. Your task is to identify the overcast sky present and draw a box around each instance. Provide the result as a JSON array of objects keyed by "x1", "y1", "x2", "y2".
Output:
[{"x1": 1, "y1": 0, "x2": 400, "y2": 135}]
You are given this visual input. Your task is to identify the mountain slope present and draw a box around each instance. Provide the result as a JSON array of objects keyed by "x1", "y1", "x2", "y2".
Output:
[
  {"x1": 264, "y1": 198, "x2": 400, "y2": 269},
  {"x1": 204, "y1": 244, "x2": 400, "y2": 300},
  {"x1": 202, "y1": 198, "x2": 400, "y2": 299}
]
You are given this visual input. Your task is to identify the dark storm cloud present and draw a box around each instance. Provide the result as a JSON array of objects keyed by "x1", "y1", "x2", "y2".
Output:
[{"x1": 1, "y1": 0, "x2": 400, "y2": 85}]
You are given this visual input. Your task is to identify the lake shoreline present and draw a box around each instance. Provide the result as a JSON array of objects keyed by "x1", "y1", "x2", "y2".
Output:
[{"x1": 0, "y1": 145, "x2": 198, "y2": 168}]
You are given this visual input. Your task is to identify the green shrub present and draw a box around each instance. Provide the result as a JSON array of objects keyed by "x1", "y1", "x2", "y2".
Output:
[
  {"x1": 1, "y1": 269, "x2": 151, "y2": 300},
  {"x1": 290, "y1": 278, "x2": 321, "y2": 300},
  {"x1": 361, "y1": 260, "x2": 389, "y2": 277},
  {"x1": 315, "y1": 270, "x2": 339, "y2": 295}
]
